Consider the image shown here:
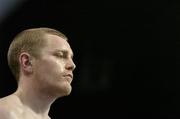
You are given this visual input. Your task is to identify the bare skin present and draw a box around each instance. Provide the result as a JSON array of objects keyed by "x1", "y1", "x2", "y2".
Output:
[{"x1": 0, "y1": 34, "x2": 76, "y2": 119}]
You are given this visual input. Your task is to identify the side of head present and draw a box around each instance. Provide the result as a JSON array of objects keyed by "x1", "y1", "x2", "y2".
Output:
[{"x1": 7, "y1": 27, "x2": 68, "y2": 82}]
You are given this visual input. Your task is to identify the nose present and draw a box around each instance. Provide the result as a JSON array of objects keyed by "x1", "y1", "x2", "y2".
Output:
[{"x1": 65, "y1": 58, "x2": 76, "y2": 71}]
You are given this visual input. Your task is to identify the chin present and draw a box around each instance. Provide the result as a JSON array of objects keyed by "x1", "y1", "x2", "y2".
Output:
[
  {"x1": 63, "y1": 86, "x2": 72, "y2": 95},
  {"x1": 56, "y1": 84, "x2": 72, "y2": 97}
]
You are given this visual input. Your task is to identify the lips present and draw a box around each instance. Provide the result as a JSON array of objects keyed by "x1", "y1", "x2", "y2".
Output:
[
  {"x1": 64, "y1": 74, "x2": 73, "y2": 83},
  {"x1": 66, "y1": 74, "x2": 73, "y2": 78}
]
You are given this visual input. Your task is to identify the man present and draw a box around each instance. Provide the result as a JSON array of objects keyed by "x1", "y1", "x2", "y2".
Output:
[{"x1": 0, "y1": 27, "x2": 76, "y2": 119}]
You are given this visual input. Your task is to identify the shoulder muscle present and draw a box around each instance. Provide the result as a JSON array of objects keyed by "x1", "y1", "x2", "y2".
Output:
[{"x1": 0, "y1": 107, "x2": 12, "y2": 119}]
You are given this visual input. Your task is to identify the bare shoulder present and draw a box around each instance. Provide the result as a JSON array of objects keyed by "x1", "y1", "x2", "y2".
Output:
[
  {"x1": 0, "y1": 95, "x2": 11, "y2": 108},
  {"x1": 0, "y1": 96, "x2": 11, "y2": 115},
  {"x1": 0, "y1": 94, "x2": 20, "y2": 105},
  {"x1": 0, "y1": 106, "x2": 12, "y2": 119},
  {"x1": 0, "y1": 95, "x2": 19, "y2": 119},
  {"x1": 0, "y1": 106, "x2": 20, "y2": 119}
]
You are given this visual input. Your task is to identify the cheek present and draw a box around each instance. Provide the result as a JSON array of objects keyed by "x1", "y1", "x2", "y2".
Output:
[
  {"x1": 34, "y1": 58, "x2": 66, "y2": 79},
  {"x1": 44, "y1": 61, "x2": 66, "y2": 83},
  {"x1": 58, "y1": 61, "x2": 66, "y2": 72},
  {"x1": 44, "y1": 60, "x2": 66, "y2": 74}
]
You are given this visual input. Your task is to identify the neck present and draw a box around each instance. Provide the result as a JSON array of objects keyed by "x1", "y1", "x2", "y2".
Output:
[{"x1": 14, "y1": 77, "x2": 56, "y2": 117}]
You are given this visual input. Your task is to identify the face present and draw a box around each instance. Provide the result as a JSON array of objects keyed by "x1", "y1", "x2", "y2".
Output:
[{"x1": 32, "y1": 34, "x2": 76, "y2": 97}]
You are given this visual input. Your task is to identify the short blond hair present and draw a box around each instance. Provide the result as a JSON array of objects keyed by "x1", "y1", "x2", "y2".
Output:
[{"x1": 7, "y1": 27, "x2": 68, "y2": 81}]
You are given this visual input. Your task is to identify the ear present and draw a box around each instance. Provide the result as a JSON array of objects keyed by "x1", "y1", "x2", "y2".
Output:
[{"x1": 19, "y1": 52, "x2": 33, "y2": 74}]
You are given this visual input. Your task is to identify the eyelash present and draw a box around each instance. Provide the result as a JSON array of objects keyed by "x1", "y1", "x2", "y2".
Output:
[
  {"x1": 54, "y1": 53, "x2": 64, "y2": 58},
  {"x1": 54, "y1": 52, "x2": 73, "y2": 59}
]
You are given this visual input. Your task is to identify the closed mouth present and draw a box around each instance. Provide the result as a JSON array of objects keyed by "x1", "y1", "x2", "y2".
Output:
[
  {"x1": 65, "y1": 74, "x2": 73, "y2": 79},
  {"x1": 64, "y1": 74, "x2": 73, "y2": 83}
]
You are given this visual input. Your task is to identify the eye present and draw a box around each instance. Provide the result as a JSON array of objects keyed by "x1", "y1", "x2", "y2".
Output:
[{"x1": 54, "y1": 52, "x2": 64, "y2": 58}]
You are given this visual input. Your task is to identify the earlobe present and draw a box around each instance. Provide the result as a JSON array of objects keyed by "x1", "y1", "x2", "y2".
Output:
[{"x1": 19, "y1": 52, "x2": 33, "y2": 73}]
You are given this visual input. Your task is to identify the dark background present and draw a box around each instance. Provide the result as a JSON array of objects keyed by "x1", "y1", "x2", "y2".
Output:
[{"x1": 0, "y1": 0, "x2": 177, "y2": 118}]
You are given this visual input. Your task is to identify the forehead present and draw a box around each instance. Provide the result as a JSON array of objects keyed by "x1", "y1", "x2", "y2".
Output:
[{"x1": 43, "y1": 34, "x2": 73, "y2": 55}]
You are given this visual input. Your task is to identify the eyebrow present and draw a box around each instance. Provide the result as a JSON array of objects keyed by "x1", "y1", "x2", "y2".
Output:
[{"x1": 54, "y1": 49, "x2": 74, "y2": 58}]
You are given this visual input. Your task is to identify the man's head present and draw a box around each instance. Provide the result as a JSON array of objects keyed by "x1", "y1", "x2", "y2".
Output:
[{"x1": 7, "y1": 27, "x2": 69, "y2": 81}]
